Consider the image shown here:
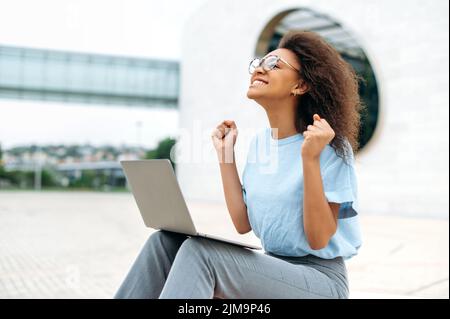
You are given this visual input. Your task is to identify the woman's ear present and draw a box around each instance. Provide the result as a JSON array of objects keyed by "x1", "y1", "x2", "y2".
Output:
[
  {"x1": 297, "y1": 79, "x2": 309, "y2": 95},
  {"x1": 291, "y1": 80, "x2": 309, "y2": 96}
]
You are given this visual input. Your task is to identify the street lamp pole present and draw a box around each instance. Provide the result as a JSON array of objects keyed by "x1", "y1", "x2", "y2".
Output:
[{"x1": 34, "y1": 148, "x2": 42, "y2": 191}]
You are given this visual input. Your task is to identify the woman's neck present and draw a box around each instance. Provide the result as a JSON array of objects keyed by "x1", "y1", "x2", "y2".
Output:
[{"x1": 263, "y1": 100, "x2": 298, "y2": 140}]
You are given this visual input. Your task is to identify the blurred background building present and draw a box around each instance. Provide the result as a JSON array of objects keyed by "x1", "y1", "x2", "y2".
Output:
[
  {"x1": 0, "y1": 46, "x2": 179, "y2": 190},
  {"x1": 0, "y1": 45, "x2": 178, "y2": 107}
]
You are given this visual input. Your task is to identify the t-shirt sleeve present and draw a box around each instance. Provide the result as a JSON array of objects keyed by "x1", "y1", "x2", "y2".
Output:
[
  {"x1": 321, "y1": 146, "x2": 359, "y2": 219},
  {"x1": 242, "y1": 185, "x2": 247, "y2": 205},
  {"x1": 242, "y1": 156, "x2": 249, "y2": 206},
  {"x1": 241, "y1": 134, "x2": 257, "y2": 207}
]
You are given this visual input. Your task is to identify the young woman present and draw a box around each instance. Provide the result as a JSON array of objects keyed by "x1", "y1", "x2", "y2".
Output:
[{"x1": 114, "y1": 31, "x2": 362, "y2": 299}]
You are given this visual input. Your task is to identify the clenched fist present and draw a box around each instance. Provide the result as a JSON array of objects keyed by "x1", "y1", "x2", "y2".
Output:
[
  {"x1": 301, "y1": 114, "x2": 335, "y2": 161},
  {"x1": 211, "y1": 120, "x2": 238, "y2": 163}
]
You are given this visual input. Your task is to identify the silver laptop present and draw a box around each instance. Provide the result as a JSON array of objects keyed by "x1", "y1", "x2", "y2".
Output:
[{"x1": 120, "y1": 159, "x2": 261, "y2": 250}]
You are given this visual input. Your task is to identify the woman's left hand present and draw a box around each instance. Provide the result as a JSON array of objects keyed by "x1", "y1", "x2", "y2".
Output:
[{"x1": 301, "y1": 114, "x2": 335, "y2": 161}]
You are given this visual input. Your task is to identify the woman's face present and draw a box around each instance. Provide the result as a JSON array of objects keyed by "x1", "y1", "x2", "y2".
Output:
[{"x1": 247, "y1": 48, "x2": 302, "y2": 101}]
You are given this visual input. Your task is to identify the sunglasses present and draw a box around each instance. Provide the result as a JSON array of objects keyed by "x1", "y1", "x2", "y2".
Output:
[{"x1": 248, "y1": 55, "x2": 299, "y2": 74}]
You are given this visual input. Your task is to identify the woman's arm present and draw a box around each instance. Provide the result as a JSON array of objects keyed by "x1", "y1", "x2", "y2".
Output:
[
  {"x1": 218, "y1": 154, "x2": 252, "y2": 234},
  {"x1": 302, "y1": 158, "x2": 340, "y2": 250},
  {"x1": 301, "y1": 114, "x2": 340, "y2": 250},
  {"x1": 212, "y1": 120, "x2": 252, "y2": 235}
]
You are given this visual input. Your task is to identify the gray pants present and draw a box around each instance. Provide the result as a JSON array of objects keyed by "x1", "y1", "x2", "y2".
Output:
[{"x1": 114, "y1": 230, "x2": 349, "y2": 299}]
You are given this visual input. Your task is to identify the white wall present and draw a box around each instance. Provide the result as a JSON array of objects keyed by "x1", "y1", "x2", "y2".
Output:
[{"x1": 177, "y1": 0, "x2": 449, "y2": 218}]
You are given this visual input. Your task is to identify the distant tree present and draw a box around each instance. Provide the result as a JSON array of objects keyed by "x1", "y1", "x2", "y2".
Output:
[
  {"x1": 145, "y1": 137, "x2": 177, "y2": 168},
  {"x1": 2, "y1": 170, "x2": 32, "y2": 188},
  {"x1": 0, "y1": 169, "x2": 58, "y2": 189},
  {"x1": 68, "y1": 170, "x2": 97, "y2": 189},
  {"x1": 41, "y1": 169, "x2": 60, "y2": 187},
  {"x1": 145, "y1": 149, "x2": 158, "y2": 159}
]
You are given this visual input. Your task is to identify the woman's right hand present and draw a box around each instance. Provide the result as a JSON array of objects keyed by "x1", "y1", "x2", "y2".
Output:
[{"x1": 211, "y1": 120, "x2": 238, "y2": 162}]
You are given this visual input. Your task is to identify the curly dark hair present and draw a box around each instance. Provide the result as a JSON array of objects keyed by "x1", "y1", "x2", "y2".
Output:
[{"x1": 278, "y1": 30, "x2": 365, "y2": 164}]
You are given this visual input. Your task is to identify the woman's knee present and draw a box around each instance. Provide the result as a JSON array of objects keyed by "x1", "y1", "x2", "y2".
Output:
[
  {"x1": 144, "y1": 230, "x2": 187, "y2": 252},
  {"x1": 176, "y1": 237, "x2": 215, "y2": 260}
]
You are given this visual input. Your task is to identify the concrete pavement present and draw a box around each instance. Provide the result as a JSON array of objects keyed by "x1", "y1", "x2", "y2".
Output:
[{"x1": 0, "y1": 191, "x2": 447, "y2": 298}]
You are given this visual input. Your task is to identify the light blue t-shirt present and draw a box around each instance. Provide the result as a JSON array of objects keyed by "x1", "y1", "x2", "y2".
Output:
[{"x1": 242, "y1": 128, "x2": 362, "y2": 260}]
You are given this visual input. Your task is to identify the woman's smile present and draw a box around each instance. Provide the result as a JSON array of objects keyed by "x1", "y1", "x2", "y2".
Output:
[{"x1": 249, "y1": 80, "x2": 268, "y2": 87}]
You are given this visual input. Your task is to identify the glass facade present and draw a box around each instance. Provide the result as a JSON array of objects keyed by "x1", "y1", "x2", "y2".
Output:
[{"x1": 0, "y1": 45, "x2": 179, "y2": 108}]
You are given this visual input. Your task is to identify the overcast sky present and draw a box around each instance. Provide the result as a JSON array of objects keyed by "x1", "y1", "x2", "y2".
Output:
[{"x1": 0, "y1": 0, "x2": 209, "y2": 149}]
